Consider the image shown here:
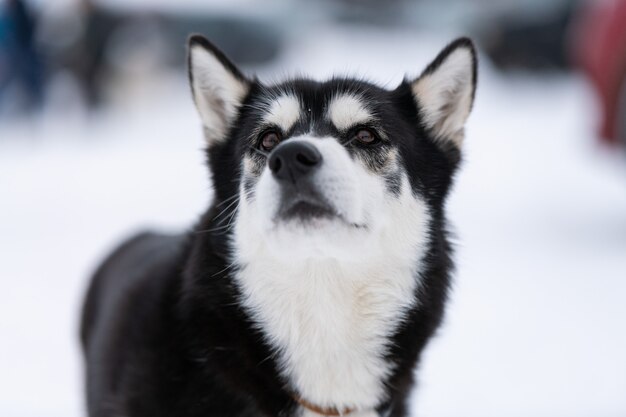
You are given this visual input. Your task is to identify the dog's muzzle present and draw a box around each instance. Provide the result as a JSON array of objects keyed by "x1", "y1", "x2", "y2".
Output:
[{"x1": 268, "y1": 141, "x2": 334, "y2": 221}]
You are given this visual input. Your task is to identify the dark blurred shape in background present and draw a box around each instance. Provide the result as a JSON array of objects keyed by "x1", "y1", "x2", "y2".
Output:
[
  {"x1": 1, "y1": 0, "x2": 283, "y2": 112},
  {"x1": 478, "y1": 0, "x2": 578, "y2": 71},
  {"x1": 0, "y1": 0, "x2": 44, "y2": 114},
  {"x1": 1, "y1": 0, "x2": 625, "y2": 148}
]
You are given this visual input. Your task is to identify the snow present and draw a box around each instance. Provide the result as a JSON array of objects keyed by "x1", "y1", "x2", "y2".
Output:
[{"x1": 1, "y1": 28, "x2": 625, "y2": 417}]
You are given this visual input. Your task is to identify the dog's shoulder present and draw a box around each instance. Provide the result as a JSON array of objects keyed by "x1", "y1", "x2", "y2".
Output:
[{"x1": 80, "y1": 231, "x2": 189, "y2": 350}]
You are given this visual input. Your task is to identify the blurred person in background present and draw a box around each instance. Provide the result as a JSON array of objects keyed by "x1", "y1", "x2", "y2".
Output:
[
  {"x1": 0, "y1": 0, "x2": 43, "y2": 115},
  {"x1": 61, "y1": 0, "x2": 123, "y2": 107},
  {"x1": 571, "y1": 0, "x2": 626, "y2": 148}
]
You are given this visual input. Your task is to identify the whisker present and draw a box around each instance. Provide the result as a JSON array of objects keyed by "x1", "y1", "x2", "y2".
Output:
[
  {"x1": 257, "y1": 351, "x2": 278, "y2": 367},
  {"x1": 195, "y1": 189, "x2": 256, "y2": 236},
  {"x1": 224, "y1": 203, "x2": 240, "y2": 229},
  {"x1": 249, "y1": 146, "x2": 269, "y2": 158},
  {"x1": 193, "y1": 223, "x2": 233, "y2": 235},
  {"x1": 341, "y1": 135, "x2": 359, "y2": 147},
  {"x1": 216, "y1": 198, "x2": 243, "y2": 226},
  {"x1": 211, "y1": 261, "x2": 238, "y2": 277},
  {"x1": 215, "y1": 193, "x2": 240, "y2": 207},
  {"x1": 213, "y1": 197, "x2": 241, "y2": 220}
]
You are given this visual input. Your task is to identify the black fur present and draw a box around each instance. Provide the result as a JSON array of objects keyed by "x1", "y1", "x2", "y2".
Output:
[{"x1": 81, "y1": 36, "x2": 476, "y2": 417}]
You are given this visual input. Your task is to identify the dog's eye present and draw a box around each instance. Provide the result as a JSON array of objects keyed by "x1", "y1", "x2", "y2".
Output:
[
  {"x1": 353, "y1": 129, "x2": 379, "y2": 145},
  {"x1": 259, "y1": 131, "x2": 281, "y2": 151}
]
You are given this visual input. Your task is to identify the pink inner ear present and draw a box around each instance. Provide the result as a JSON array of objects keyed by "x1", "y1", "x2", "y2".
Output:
[
  {"x1": 410, "y1": 43, "x2": 476, "y2": 147},
  {"x1": 189, "y1": 44, "x2": 249, "y2": 145}
]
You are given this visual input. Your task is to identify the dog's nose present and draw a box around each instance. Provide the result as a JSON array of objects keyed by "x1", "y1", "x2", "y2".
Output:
[{"x1": 268, "y1": 141, "x2": 322, "y2": 182}]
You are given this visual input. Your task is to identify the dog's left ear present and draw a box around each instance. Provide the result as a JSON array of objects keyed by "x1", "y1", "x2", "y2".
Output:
[
  {"x1": 411, "y1": 38, "x2": 477, "y2": 148},
  {"x1": 188, "y1": 35, "x2": 250, "y2": 146}
]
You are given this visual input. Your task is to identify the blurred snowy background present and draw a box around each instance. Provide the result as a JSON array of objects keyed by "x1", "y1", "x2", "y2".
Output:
[{"x1": 1, "y1": 0, "x2": 626, "y2": 416}]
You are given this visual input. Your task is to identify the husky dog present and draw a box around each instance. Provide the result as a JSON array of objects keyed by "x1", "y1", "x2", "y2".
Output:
[{"x1": 80, "y1": 35, "x2": 477, "y2": 417}]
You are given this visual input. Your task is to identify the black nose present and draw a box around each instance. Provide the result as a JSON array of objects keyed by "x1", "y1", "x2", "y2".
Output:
[{"x1": 268, "y1": 141, "x2": 322, "y2": 182}]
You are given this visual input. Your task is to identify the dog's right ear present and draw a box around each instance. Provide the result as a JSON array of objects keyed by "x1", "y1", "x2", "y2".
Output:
[{"x1": 188, "y1": 35, "x2": 250, "y2": 146}]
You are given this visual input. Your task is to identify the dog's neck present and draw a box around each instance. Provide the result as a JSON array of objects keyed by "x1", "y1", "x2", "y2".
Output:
[{"x1": 233, "y1": 249, "x2": 421, "y2": 413}]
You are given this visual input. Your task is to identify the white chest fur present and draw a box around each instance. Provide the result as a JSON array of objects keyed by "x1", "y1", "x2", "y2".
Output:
[{"x1": 236, "y1": 256, "x2": 418, "y2": 410}]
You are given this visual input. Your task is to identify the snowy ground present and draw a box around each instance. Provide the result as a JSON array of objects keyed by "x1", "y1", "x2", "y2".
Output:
[{"x1": 1, "y1": 28, "x2": 625, "y2": 417}]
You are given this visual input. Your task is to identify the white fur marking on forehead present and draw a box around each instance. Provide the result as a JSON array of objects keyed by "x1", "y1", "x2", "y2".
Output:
[
  {"x1": 262, "y1": 94, "x2": 302, "y2": 132},
  {"x1": 328, "y1": 94, "x2": 373, "y2": 131}
]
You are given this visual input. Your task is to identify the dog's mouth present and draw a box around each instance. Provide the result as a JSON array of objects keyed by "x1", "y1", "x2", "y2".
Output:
[
  {"x1": 275, "y1": 195, "x2": 366, "y2": 229},
  {"x1": 278, "y1": 195, "x2": 336, "y2": 221}
]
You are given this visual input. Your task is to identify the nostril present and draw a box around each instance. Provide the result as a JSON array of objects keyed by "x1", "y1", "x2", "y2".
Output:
[
  {"x1": 269, "y1": 155, "x2": 282, "y2": 173},
  {"x1": 296, "y1": 152, "x2": 319, "y2": 167}
]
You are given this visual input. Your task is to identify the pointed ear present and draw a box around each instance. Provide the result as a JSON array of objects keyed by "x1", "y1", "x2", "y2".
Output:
[
  {"x1": 188, "y1": 35, "x2": 250, "y2": 145},
  {"x1": 411, "y1": 38, "x2": 477, "y2": 148}
]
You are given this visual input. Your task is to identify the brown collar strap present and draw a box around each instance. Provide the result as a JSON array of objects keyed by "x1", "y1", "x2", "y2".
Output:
[{"x1": 293, "y1": 395, "x2": 357, "y2": 416}]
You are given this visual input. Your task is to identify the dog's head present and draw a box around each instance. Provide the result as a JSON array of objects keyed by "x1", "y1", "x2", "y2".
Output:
[{"x1": 188, "y1": 35, "x2": 476, "y2": 263}]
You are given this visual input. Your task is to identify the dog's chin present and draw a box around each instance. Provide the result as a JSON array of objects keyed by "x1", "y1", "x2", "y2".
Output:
[{"x1": 262, "y1": 209, "x2": 371, "y2": 261}]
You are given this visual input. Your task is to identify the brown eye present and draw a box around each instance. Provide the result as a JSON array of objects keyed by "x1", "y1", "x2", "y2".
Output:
[
  {"x1": 260, "y1": 131, "x2": 281, "y2": 151},
  {"x1": 354, "y1": 129, "x2": 378, "y2": 145}
]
